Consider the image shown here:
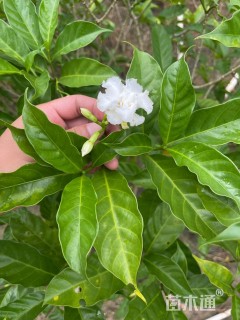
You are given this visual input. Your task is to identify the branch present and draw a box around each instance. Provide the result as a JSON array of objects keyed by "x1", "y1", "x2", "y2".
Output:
[{"x1": 194, "y1": 63, "x2": 240, "y2": 89}]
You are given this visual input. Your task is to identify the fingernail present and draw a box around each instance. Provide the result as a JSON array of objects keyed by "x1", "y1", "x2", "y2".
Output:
[{"x1": 86, "y1": 123, "x2": 102, "y2": 136}]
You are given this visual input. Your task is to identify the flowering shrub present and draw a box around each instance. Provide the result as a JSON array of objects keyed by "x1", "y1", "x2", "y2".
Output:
[{"x1": 0, "y1": 0, "x2": 240, "y2": 319}]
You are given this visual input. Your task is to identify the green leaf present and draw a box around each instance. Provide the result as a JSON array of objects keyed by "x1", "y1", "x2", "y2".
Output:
[
  {"x1": 0, "y1": 57, "x2": 21, "y2": 75},
  {"x1": 198, "y1": 10, "x2": 240, "y2": 47},
  {"x1": 178, "y1": 99, "x2": 240, "y2": 146},
  {"x1": 0, "y1": 119, "x2": 46, "y2": 165},
  {"x1": 232, "y1": 295, "x2": 240, "y2": 320},
  {"x1": 0, "y1": 20, "x2": 29, "y2": 64},
  {"x1": 92, "y1": 170, "x2": 143, "y2": 289},
  {"x1": 125, "y1": 282, "x2": 167, "y2": 320},
  {"x1": 159, "y1": 57, "x2": 196, "y2": 145},
  {"x1": 39, "y1": 0, "x2": 59, "y2": 51},
  {"x1": 151, "y1": 24, "x2": 172, "y2": 72},
  {"x1": 110, "y1": 133, "x2": 153, "y2": 156},
  {"x1": 0, "y1": 289, "x2": 45, "y2": 320},
  {"x1": 44, "y1": 257, "x2": 123, "y2": 307},
  {"x1": 205, "y1": 222, "x2": 240, "y2": 244},
  {"x1": 57, "y1": 176, "x2": 98, "y2": 274},
  {"x1": 0, "y1": 240, "x2": 58, "y2": 286},
  {"x1": 145, "y1": 155, "x2": 222, "y2": 239},
  {"x1": 22, "y1": 70, "x2": 50, "y2": 100},
  {"x1": 59, "y1": 58, "x2": 116, "y2": 88},
  {"x1": 91, "y1": 143, "x2": 116, "y2": 168},
  {"x1": 144, "y1": 254, "x2": 193, "y2": 296},
  {"x1": 24, "y1": 50, "x2": 40, "y2": 72},
  {"x1": 128, "y1": 170, "x2": 156, "y2": 190},
  {"x1": 64, "y1": 306, "x2": 104, "y2": 320},
  {"x1": 127, "y1": 47, "x2": 163, "y2": 132},
  {"x1": 168, "y1": 141, "x2": 240, "y2": 208},
  {"x1": 9, "y1": 208, "x2": 60, "y2": 257},
  {"x1": 144, "y1": 202, "x2": 185, "y2": 255},
  {"x1": 53, "y1": 21, "x2": 110, "y2": 60},
  {"x1": 171, "y1": 242, "x2": 188, "y2": 275},
  {"x1": 193, "y1": 255, "x2": 234, "y2": 295},
  {"x1": 189, "y1": 274, "x2": 221, "y2": 300},
  {"x1": 3, "y1": 0, "x2": 42, "y2": 49},
  {"x1": 0, "y1": 163, "x2": 76, "y2": 212},
  {"x1": 198, "y1": 187, "x2": 240, "y2": 227},
  {"x1": 137, "y1": 190, "x2": 160, "y2": 225},
  {"x1": 22, "y1": 94, "x2": 83, "y2": 173}
]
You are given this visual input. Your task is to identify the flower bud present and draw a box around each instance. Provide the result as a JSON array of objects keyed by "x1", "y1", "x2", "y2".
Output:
[
  {"x1": 81, "y1": 140, "x2": 94, "y2": 157},
  {"x1": 80, "y1": 108, "x2": 98, "y2": 123}
]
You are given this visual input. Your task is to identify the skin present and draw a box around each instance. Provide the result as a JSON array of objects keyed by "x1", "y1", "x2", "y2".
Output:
[{"x1": 0, "y1": 95, "x2": 119, "y2": 173}]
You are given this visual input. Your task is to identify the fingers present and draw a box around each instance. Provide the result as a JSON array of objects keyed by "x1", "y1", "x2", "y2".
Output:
[
  {"x1": 104, "y1": 158, "x2": 119, "y2": 170},
  {"x1": 67, "y1": 123, "x2": 102, "y2": 138},
  {"x1": 38, "y1": 95, "x2": 104, "y2": 122}
]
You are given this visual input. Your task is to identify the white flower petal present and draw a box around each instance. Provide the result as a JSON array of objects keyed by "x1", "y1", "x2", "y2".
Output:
[
  {"x1": 129, "y1": 114, "x2": 145, "y2": 126},
  {"x1": 96, "y1": 76, "x2": 154, "y2": 127},
  {"x1": 125, "y1": 79, "x2": 143, "y2": 93}
]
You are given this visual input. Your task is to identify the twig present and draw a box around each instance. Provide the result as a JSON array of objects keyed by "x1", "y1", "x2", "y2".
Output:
[
  {"x1": 191, "y1": 38, "x2": 203, "y2": 80},
  {"x1": 97, "y1": 0, "x2": 118, "y2": 23},
  {"x1": 126, "y1": 0, "x2": 143, "y2": 50},
  {"x1": 83, "y1": 0, "x2": 117, "y2": 24},
  {"x1": 194, "y1": 63, "x2": 240, "y2": 89}
]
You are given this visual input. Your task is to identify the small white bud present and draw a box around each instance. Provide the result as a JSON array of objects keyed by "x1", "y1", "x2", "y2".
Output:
[
  {"x1": 81, "y1": 140, "x2": 94, "y2": 157},
  {"x1": 80, "y1": 108, "x2": 98, "y2": 123}
]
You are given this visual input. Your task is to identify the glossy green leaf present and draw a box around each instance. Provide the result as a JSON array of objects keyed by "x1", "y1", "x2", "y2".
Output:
[
  {"x1": 178, "y1": 99, "x2": 240, "y2": 146},
  {"x1": 166, "y1": 311, "x2": 188, "y2": 320},
  {"x1": 151, "y1": 24, "x2": 172, "y2": 71},
  {"x1": 232, "y1": 295, "x2": 240, "y2": 320},
  {"x1": 9, "y1": 208, "x2": 60, "y2": 257},
  {"x1": 0, "y1": 20, "x2": 29, "y2": 64},
  {"x1": 145, "y1": 155, "x2": 222, "y2": 239},
  {"x1": 3, "y1": 0, "x2": 42, "y2": 49},
  {"x1": 22, "y1": 70, "x2": 50, "y2": 100},
  {"x1": 0, "y1": 163, "x2": 76, "y2": 212},
  {"x1": 189, "y1": 274, "x2": 221, "y2": 299},
  {"x1": 144, "y1": 254, "x2": 193, "y2": 296},
  {"x1": 0, "y1": 119, "x2": 46, "y2": 165},
  {"x1": 128, "y1": 170, "x2": 156, "y2": 190},
  {"x1": 137, "y1": 190, "x2": 160, "y2": 224},
  {"x1": 57, "y1": 176, "x2": 98, "y2": 274},
  {"x1": 24, "y1": 50, "x2": 39, "y2": 72},
  {"x1": 125, "y1": 282, "x2": 167, "y2": 320},
  {"x1": 0, "y1": 288, "x2": 45, "y2": 320},
  {"x1": 0, "y1": 240, "x2": 58, "y2": 286},
  {"x1": 171, "y1": 242, "x2": 188, "y2": 275},
  {"x1": 91, "y1": 143, "x2": 116, "y2": 168},
  {"x1": 0, "y1": 285, "x2": 27, "y2": 308},
  {"x1": 127, "y1": 47, "x2": 163, "y2": 132},
  {"x1": 205, "y1": 222, "x2": 240, "y2": 244},
  {"x1": 53, "y1": 21, "x2": 110, "y2": 60},
  {"x1": 144, "y1": 202, "x2": 185, "y2": 255},
  {"x1": 110, "y1": 133, "x2": 152, "y2": 156},
  {"x1": 92, "y1": 170, "x2": 143, "y2": 289},
  {"x1": 198, "y1": 10, "x2": 240, "y2": 47},
  {"x1": 59, "y1": 58, "x2": 116, "y2": 88},
  {"x1": 44, "y1": 259, "x2": 123, "y2": 307},
  {"x1": 39, "y1": 0, "x2": 59, "y2": 51},
  {"x1": 168, "y1": 141, "x2": 240, "y2": 208},
  {"x1": 193, "y1": 255, "x2": 234, "y2": 295},
  {"x1": 0, "y1": 57, "x2": 21, "y2": 75},
  {"x1": 198, "y1": 187, "x2": 240, "y2": 226},
  {"x1": 64, "y1": 306, "x2": 104, "y2": 320},
  {"x1": 159, "y1": 57, "x2": 195, "y2": 145},
  {"x1": 22, "y1": 94, "x2": 83, "y2": 173}
]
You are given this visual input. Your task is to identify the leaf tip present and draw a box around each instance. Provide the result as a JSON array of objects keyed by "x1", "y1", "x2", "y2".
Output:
[{"x1": 133, "y1": 288, "x2": 147, "y2": 304}]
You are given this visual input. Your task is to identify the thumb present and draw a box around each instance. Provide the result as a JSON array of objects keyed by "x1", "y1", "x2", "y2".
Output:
[{"x1": 67, "y1": 123, "x2": 101, "y2": 138}]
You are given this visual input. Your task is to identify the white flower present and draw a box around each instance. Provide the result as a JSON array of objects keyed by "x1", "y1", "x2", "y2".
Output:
[{"x1": 97, "y1": 77, "x2": 153, "y2": 127}]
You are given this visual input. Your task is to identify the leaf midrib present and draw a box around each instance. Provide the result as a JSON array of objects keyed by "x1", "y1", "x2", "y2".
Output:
[{"x1": 146, "y1": 156, "x2": 214, "y2": 236}]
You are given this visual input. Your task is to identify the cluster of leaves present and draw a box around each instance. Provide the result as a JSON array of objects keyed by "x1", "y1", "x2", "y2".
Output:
[{"x1": 1, "y1": 0, "x2": 240, "y2": 319}]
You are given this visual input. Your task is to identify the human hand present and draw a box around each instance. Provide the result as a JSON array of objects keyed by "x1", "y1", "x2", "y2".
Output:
[{"x1": 0, "y1": 95, "x2": 119, "y2": 173}]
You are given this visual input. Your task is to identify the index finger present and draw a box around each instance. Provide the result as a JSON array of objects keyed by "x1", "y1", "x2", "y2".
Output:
[{"x1": 38, "y1": 94, "x2": 104, "y2": 121}]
